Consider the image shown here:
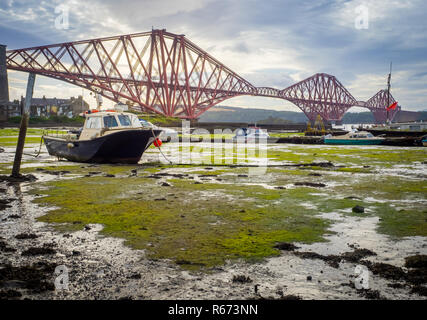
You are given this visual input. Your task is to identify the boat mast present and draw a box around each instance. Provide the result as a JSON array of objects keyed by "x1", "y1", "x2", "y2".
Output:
[{"x1": 386, "y1": 62, "x2": 392, "y2": 124}]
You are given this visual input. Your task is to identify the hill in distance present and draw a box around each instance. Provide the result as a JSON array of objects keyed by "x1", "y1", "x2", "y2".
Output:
[{"x1": 198, "y1": 106, "x2": 427, "y2": 124}]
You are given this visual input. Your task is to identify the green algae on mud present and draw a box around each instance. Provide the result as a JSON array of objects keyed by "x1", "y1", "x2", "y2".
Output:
[
  {"x1": 0, "y1": 136, "x2": 43, "y2": 147},
  {"x1": 0, "y1": 128, "x2": 67, "y2": 146},
  {"x1": 269, "y1": 146, "x2": 427, "y2": 166},
  {"x1": 0, "y1": 128, "x2": 60, "y2": 136},
  {"x1": 3, "y1": 136, "x2": 425, "y2": 268},
  {"x1": 373, "y1": 204, "x2": 427, "y2": 238},
  {"x1": 22, "y1": 158, "x2": 427, "y2": 259},
  {"x1": 30, "y1": 174, "x2": 331, "y2": 269}
]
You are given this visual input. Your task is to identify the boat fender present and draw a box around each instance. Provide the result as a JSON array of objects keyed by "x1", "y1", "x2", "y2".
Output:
[
  {"x1": 67, "y1": 143, "x2": 75, "y2": 149},
  {"x1": 154, "y1": 138, "x2": 162, "y2": 147}
]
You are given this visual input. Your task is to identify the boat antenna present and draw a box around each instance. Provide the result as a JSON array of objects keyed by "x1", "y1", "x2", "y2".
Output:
[{"x1": 386, "y1": 61, "x2": 392, "y2": 123}]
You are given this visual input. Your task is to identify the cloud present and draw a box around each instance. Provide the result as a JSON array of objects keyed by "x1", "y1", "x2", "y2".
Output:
[{"x1": 1, "y1": 0, "x2": 426, "y2": 111}]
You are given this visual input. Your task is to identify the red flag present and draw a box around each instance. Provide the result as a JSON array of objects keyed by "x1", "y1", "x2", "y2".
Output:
[{"x1": 387, "y1": 102, "x2": 398, "y2": 110}]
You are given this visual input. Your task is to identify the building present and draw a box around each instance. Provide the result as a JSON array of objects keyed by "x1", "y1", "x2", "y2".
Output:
[
  {"x1": 0, "y1": 100, "x2": 21, "y2": 121},
  {"x1": 0, "y1": 95, "x2": 89, "y2": 121}
]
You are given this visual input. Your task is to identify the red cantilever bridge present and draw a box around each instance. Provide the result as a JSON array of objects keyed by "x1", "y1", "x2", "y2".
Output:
[{"x1": 5, "y1": 29, "x2": 399, "y2": 123}]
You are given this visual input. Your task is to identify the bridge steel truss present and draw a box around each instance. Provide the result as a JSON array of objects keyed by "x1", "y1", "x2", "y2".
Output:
[{"x1": 5, "y1": 29, "x2": 399, "y2": 123}]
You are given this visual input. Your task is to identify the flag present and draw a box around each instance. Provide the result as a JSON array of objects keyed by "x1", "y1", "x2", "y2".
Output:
[{"x1": 387, "y1": 102, "x2": 398, "y2": 110}]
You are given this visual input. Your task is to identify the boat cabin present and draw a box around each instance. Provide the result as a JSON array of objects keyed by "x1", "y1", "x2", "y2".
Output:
[
  {"x1": 348, "y1": 132, "x2": 375, "y2": 139},
  {"x1": 79, "y1": 111, "x2": 142, "y2": 140},
  {"x1": 233, "y1": 127, "x2": 269, "y2": 139}
]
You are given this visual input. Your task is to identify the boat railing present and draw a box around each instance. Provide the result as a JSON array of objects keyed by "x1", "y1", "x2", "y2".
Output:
[{"x1": 42, "y1": 127, "x2": 80, "y2": 141}]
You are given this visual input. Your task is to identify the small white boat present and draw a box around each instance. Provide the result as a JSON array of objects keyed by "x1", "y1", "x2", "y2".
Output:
[
  {"x1": 324, "y1": 131, "x2": 385, "y2": 145},
  {"x1": 233, "y1": 127, "x2": 270, "y2": 141}
]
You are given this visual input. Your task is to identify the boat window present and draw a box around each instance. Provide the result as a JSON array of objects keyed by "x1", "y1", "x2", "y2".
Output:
[
  {"x1": 118, "y1": 115, "x2": 132, "y2": 127},
  {"x1": 367, "y1": 133, "x2": 373, "y2": 137},
  {"x1": 103, "y1": 115, "x2": 119, "y2": 128},
  {"x1": 85, "y1": 117, "x2": 102, "y2": 129}
]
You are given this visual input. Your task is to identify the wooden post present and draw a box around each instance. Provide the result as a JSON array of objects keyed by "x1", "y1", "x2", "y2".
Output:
[{"x1": 11, "y1": 73, "x2": 36, "y2": 177}]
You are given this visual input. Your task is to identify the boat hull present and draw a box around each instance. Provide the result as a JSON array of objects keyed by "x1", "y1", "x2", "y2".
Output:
[
  {"x1": 324, "y1": 139, "x2": 383, "y2": 145},
  {"x1": 43, "y1": 129, "x2": 162, "y2": 164}
]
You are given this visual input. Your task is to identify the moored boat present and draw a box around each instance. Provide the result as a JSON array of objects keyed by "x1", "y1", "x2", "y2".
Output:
[
  {"x1": 324, "y1": 131, "x2": 385, "y2": 145},
  {"x1": 43, "y1": 111, "x2": 162, "y2": 163},
  {"x1": 232, "y1": 127, "x2": 270, "y2": 141}
]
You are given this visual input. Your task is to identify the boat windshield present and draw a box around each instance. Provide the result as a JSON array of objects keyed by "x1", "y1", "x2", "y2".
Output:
[
  {"x1": 85, "y1": 116, "x2": 102, "y2": 129},
  {"x1": 103, "y1": 115, "x2": 119, "y2": 128},
  {"x1": 118, "y1": 115, "x2": 132, "y2": 127}
]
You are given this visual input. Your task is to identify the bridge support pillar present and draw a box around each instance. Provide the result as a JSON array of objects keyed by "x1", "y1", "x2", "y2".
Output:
[{"x1": 0, "y1": 44, "x2": 9, "y2": 105}]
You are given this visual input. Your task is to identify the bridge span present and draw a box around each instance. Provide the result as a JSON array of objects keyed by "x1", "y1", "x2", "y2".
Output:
[{"x1": 3, "y1": 29, "x2": 400, "y2": 123}]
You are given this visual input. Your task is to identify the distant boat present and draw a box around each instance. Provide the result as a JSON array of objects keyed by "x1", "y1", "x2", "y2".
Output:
[
  {"x1": 232, "y1": 127, "x2": 270, "y2": 141},
  {"x1": 324, "y1": 131, "x2": 385, "y2": 145},
  {"x1": 43, "y1": 110, "x2": 162, "y2": 164}
]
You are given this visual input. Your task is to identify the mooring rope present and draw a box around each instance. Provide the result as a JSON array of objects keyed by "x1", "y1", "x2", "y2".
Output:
[
  {"x1": 151, "y1": 127, "x2": 173, "y2": 164},
  {"x1": 23, "y1": 130, "x2": 45, "y2": 158}
]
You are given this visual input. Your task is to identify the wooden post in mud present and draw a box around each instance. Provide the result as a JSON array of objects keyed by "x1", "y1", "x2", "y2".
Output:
[{"x1": 11, "y1": 73, "x2": 36, "y2": 177}]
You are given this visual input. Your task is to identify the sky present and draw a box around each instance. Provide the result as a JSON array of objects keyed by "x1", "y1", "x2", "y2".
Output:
[{"x1": 1, "y1": 0, "x2": 426, "y2": 112}]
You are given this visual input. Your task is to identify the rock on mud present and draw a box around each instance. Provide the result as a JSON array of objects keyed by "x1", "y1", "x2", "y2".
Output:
[
  {"x1": 294, "y1": 248, "x2": 377, "y2": 269},
  {"x1": 352, "y1": 205, "x2": 365, "y2": 213},
  {"x1": 294, "y1": 182, "x2": 326, "y2": 188},
  {"x1": 15, "y1": 233, "x2": 39, "y2": 240},
  {"x1": 21, "y1": 247, "x2": 56, "y2": 256},
  {"x1": 232, "y1": 275, "x2": 252, "y2": 283},
  {"x1": 308, "y1": 173, "x2": 322, "y2": 177},
  {"x1": 361, "y1": 261, "x2": 406, "y2": 281},
  {"x1": 0, "y1": 240, "x2": 17, "y2": 253},
  {"x1": 340, "y1": 248, "x2": 376, "y2": 262},
  {"x1": 274, "y1": 242, "x2": 299, "y2": 251},
  {"x1": 404, "y1": 255, "x2": 427, "y2": 269},
  {"x1": 0, "y1": 289, "x2": 22, "y2": 299},
  {"x1": 0, "y1": 174, "x2": 37, "y2": 183},
  {"x1": 410, "y1": 285, "x2": 427, "y2": 297},
  {"x1": 0, "y1": 199, "x2": 14, "y2": 211},
  {"x1": 0, "y1": 262, "x2": 56, "y2": 294}
]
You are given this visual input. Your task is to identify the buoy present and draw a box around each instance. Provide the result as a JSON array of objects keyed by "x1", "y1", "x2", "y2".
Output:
[{"x1": 153, "y1": 138, "x2": 162, "y2": 147}]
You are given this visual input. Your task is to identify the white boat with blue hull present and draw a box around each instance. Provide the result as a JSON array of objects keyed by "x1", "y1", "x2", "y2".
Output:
[{"x1": 324, "y1": 131, "x2": 385, "y2": 145}]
